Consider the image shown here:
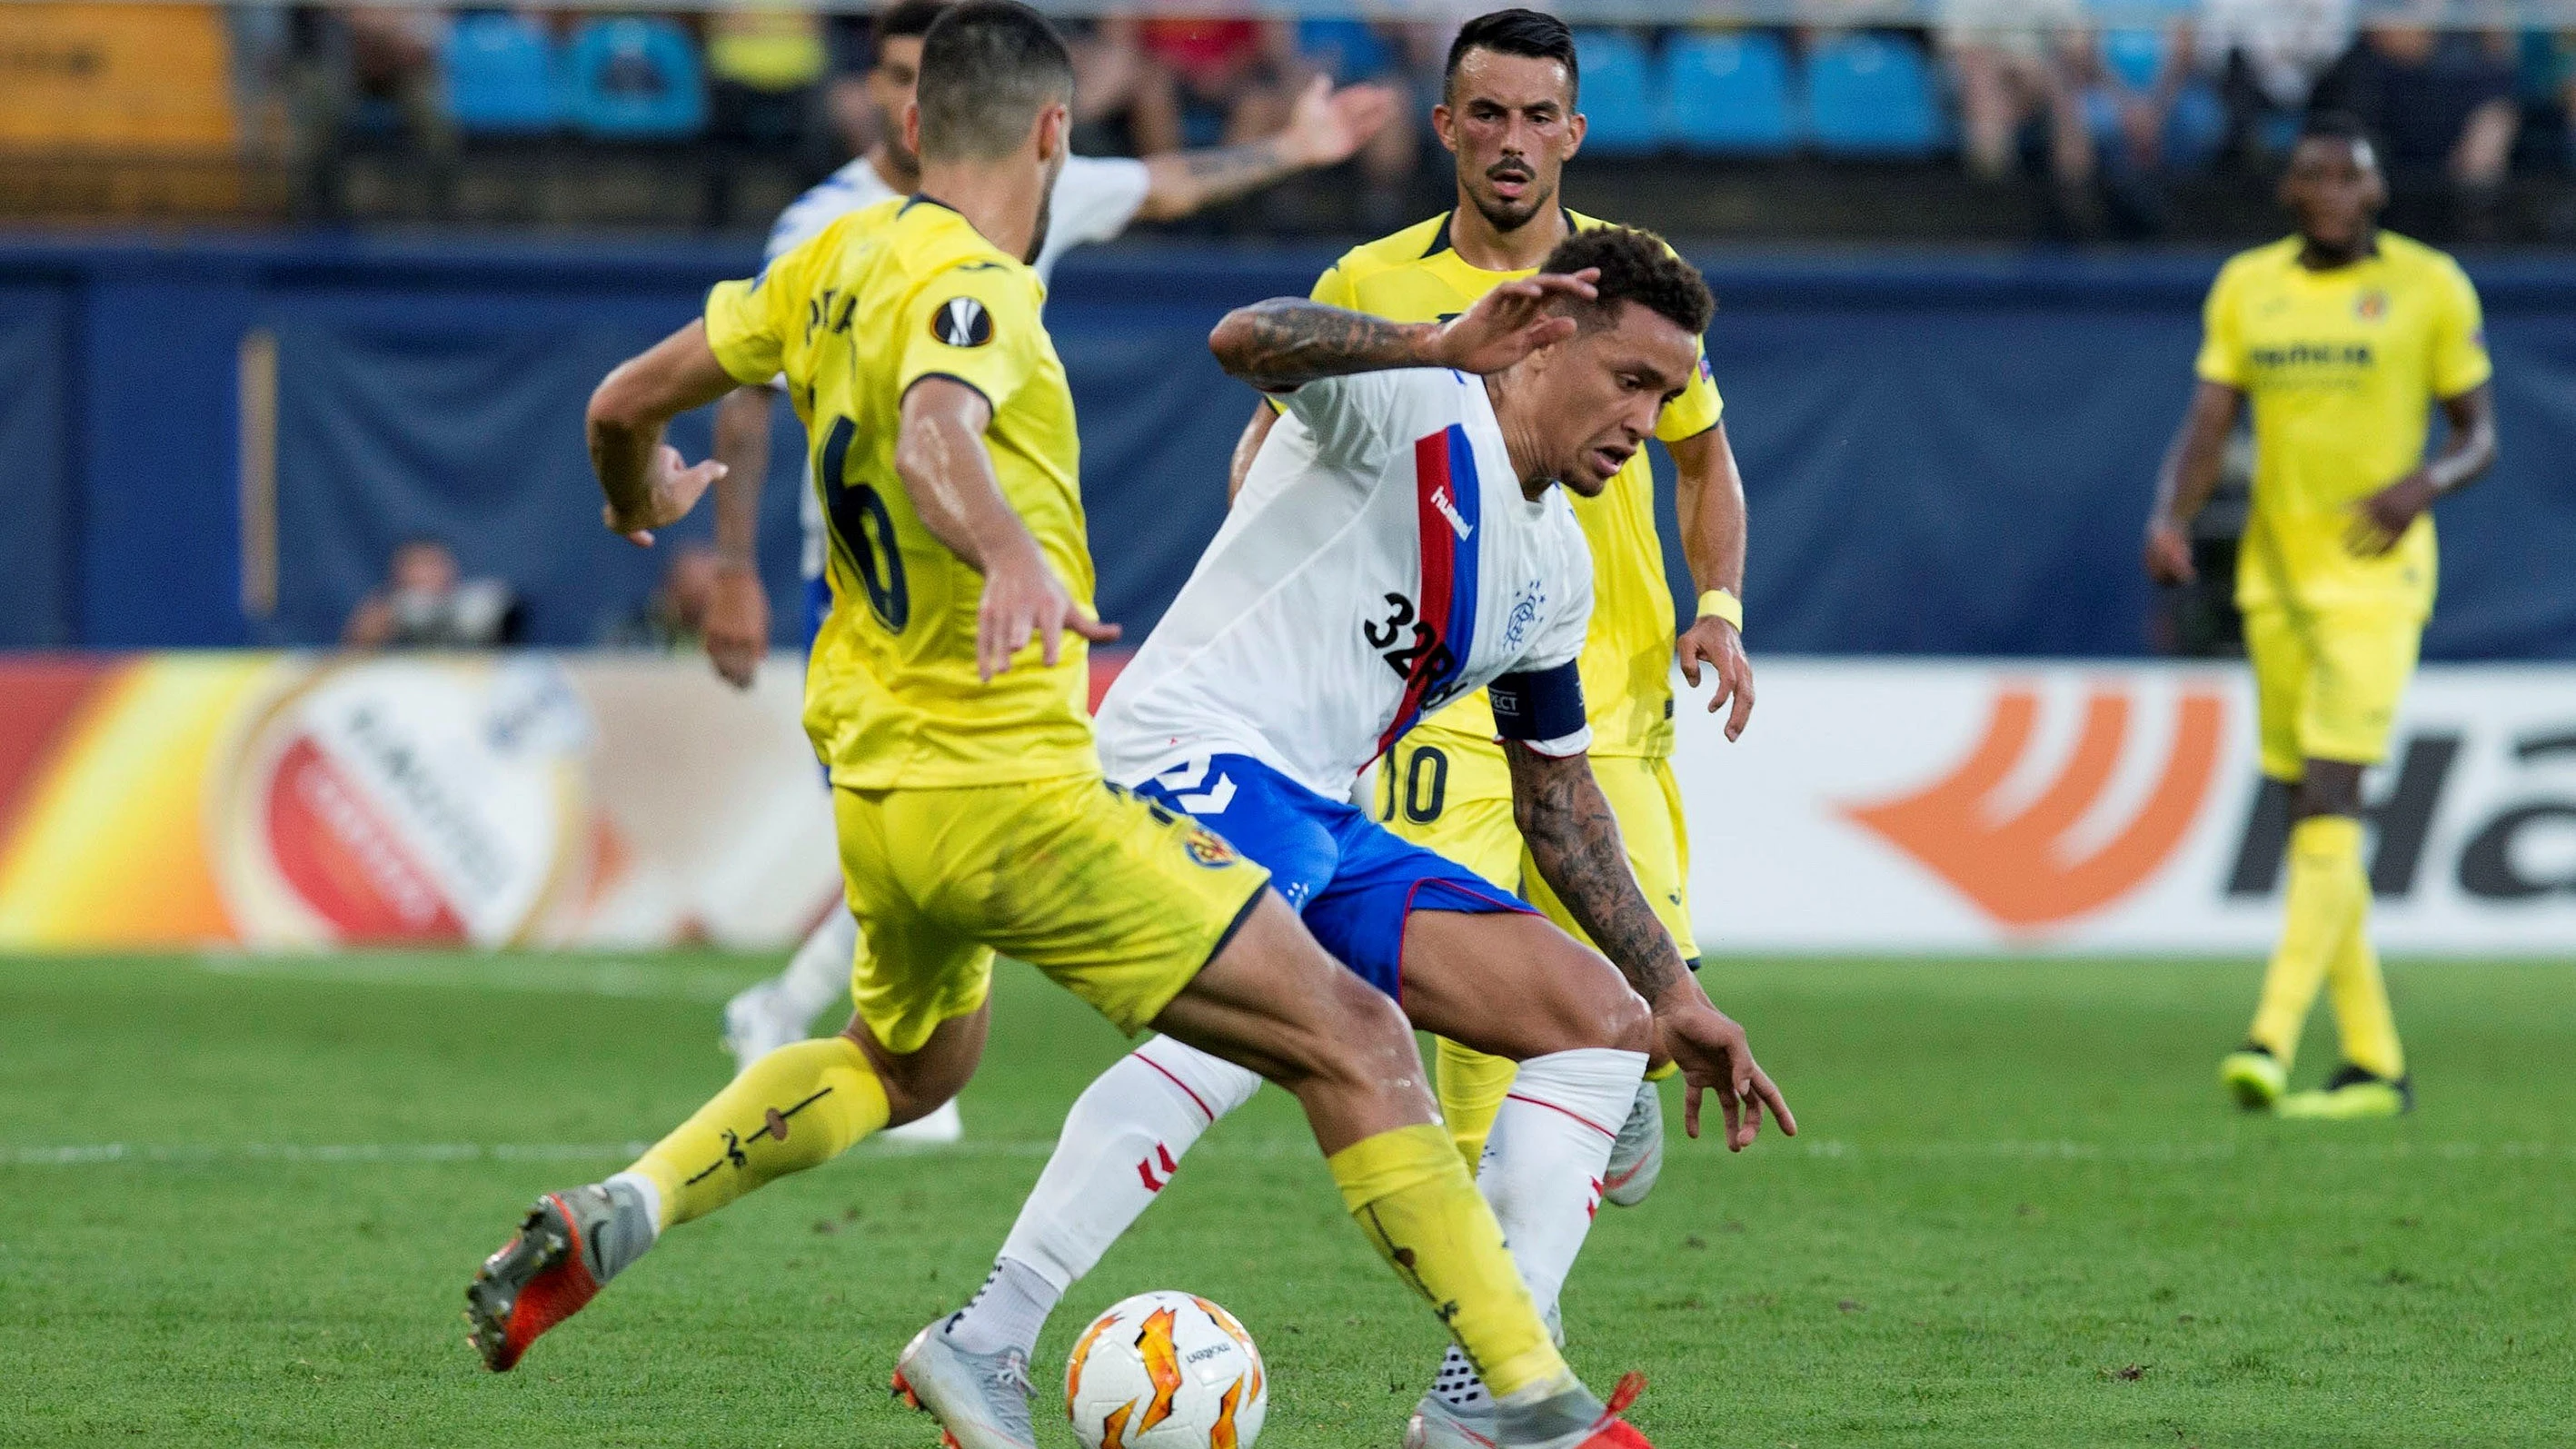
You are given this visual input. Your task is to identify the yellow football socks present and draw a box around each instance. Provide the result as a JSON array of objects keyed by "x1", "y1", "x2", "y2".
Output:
[
  {"x1": 2250, "y1": 815, "x2": 2395, "y2": 1076},
  {"x1": 627, "y1": 1036, "x2": 890, "y2": 1230},
  {"x1": 2327, "y1": 915, "x2": 2407, "y2": 1080},
  {"x1": 1434, "y1": 1037, "x2": 1518, "y2": 1170},
  {"x1": 1327, "y1": 1123, "x2": 1566, "y2": 1400}
]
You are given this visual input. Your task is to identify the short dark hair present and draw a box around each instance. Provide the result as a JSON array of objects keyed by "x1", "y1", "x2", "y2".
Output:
[
  {"x1": 1444, "y1": 8, "x2": 1578, "y2": 104},
  {"x1": 1541, "y1": 225, "x2": 1713, "y2": 340},
  {"x1": 874, "y1": 0, "x2": 950, "y2": 47},
  {"x1": 916, "y1": 0, "x2": 1074, "y2": 162}
]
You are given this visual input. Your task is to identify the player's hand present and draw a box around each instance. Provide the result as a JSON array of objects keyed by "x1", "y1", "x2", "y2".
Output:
[
  {"x1": 2350, "y1": 472, "x2": 2437, "y2": 557},
  {"x1": 1655, "y1": 991, "x2": 1795, "y2": 1152},
  {"x1": 1424, "y1": 269, "x2": 1598, "y2": 375},
  {"x1": 2143, "y1": 517, "x2": 2196, "y2": 585},
  {"x1": 1676, "y1": 617, "x2": 1755, "y2": 741},
  {"x1": 977, "y1": 541, "x2": 1120, "y2": 681},
  {"x1": 605, "y1": 446, "x2": 727, "y2": 547},
  {"x1": 1276, "y1": 75, "x2": 1400, "y2": 168},
  {"x1": 703, "y1": 559, "x2": 769, "y2": 690}
]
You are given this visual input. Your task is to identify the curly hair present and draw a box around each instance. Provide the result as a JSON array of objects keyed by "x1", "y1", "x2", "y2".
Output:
[{"x1": 1540, "y1": 225, "x2": 1714, "y2": 340}]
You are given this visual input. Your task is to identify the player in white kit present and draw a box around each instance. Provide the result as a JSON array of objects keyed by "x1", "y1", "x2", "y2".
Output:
[
  {"x1": 703, "y1": 0, "x2": 1399, "y2": 1130},
  {"x1": 896, "y1": 227, "x2": 1795, "y2": 1449}
]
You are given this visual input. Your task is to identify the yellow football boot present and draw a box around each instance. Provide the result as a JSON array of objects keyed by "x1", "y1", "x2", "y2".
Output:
[
  {"x1": 2219, "y1": 1044, "x2": 2288, "y2": 1111},
  {"x1": 2276, "y1": 1064, "x2": 2414, "y2": 1120}
]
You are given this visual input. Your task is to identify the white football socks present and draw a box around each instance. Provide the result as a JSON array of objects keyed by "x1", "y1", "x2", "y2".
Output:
[
  {"x1": 943, "y1": 1037, "x2": 1262, "y2": 1358},
  {"x1": 1428, "y1": 1046, "x2": 1646, "y2": 1413},
  {"x1": 771, "y1": 908, "x2": 859, "y2": 1028}
]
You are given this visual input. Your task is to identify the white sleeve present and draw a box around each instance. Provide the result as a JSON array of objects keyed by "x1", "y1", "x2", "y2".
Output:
[
  {"x1": 1032, "y1": 155, "x2": 1152, "y2": 277},
  {"x1": 1274, "y1": 366, "x2": 1442, "y2": 476},
  {"x1": 1491, "y1": 541, "x2": 1595, "y2": 758}
]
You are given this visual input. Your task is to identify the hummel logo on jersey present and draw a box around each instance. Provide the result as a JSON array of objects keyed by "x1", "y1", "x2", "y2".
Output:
[
  {"x1": 1428, "y1": 483, "x2": 1474, "y2": 541},
  {"x1": 930, "y1": 296, "x2": 993, "y2": 348}
]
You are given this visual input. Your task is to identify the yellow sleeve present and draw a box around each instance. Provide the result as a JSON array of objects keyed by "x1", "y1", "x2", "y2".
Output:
[
  {"x1": 1309, "y1": 260, "x2": 1354, "y2": 307},
  {"x1": 1656, "y1": 345, "x2": 1725, "y2": 442},
  {"x1": 2431, "y1": 260, "x2": 2494, "y2": 399},
  {"x1": 894, "y1": 262, "x2": 1044, "y2": 412},
  {"x1": 2193, "y1": 262, "x2": 2246, "y2": 389},
  {"x1": 704, "y1": 237, "x2": 813, "y2": 387}
]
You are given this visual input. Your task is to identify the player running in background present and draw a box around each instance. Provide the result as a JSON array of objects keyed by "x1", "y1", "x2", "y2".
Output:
[
  {"x1": 1228, "y1": 7, "x2": 1757, "y2": 1199},
  {"x1": 910, "y1": 227, "x2": 1791, "y2": 1449},
  {"x1": 707, "y1": 0, "x2": 1400, "y2": 1128},
  {"x1": 2148, "y1": 112, "x2": 2497, "y2": 1120},
  {"x1": 467, "y1": 11, "x2": 1654, "y2": 1447}
]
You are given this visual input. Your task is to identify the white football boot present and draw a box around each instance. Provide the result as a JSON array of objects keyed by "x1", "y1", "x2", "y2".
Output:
[
  {"x1": 892, "y1": 1320, "x2": 1037, "y2": 1449},
  {"x1": 1600, "y1": 1078, "x2": 1664, "y2": 1208}
]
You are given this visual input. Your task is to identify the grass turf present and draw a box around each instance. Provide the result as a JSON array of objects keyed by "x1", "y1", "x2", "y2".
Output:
[{"x1": 3, "y1": 950, "x2": 2571, "y2": 1447}]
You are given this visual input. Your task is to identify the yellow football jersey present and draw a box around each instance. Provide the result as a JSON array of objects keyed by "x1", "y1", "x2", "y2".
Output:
[
  {"x1": 706, "y1": 194, "x2": 1099, "y2": 789},
  {"x1": 1304, "y1": 211, "x2": 1725, "y2": 757},
  {"x1": 2196, "y1": 232, "x2": 2491, "y2": 615}
]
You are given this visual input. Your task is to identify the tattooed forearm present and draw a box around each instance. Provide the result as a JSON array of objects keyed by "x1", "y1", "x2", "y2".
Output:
[
  {"x1": 1504, "y1": 743, "x2": 1689, "y2": 1006},
  {"x1": 1208, "y1": 300, "x2": 1435, "y2": 389}
]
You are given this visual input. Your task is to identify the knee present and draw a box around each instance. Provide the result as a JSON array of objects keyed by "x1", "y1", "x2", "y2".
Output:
[
  {"x1": 1297, "y1": 972, "x2": 1419, "y2": 1086},
  {"x1": 1525, "y1": 948, "x2": 1654, "y2": 1058}
]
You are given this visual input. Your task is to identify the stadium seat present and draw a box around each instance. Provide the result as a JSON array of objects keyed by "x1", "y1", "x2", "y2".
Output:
[
  {"x1": 562, "y1": 17, "x2": 706, "y2": 140},
  {"x1": 1573, "y1": 30, "x2": 1660, "y2": 156},
  {"x1": 443, "y1": 13, "x2": 560, "y2": 134},
  {"x1": 1660, "y1": 31, "x2": 1796, "y2": 156},
  {"x1": 1805, "y1": 32, "x2": 1944, "y2": 158},
  {"x1": 1298, "y1": 18, "x2": 1397, "y2": 83}
]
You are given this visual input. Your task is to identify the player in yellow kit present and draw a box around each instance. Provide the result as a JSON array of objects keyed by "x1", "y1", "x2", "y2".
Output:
[
  {"x1": 1229, "y1": 9, "x2": 1755, "y2": 1189},
  {"x1": 2148, "y1": 113, "x2": 2497, "y2": 1121},
  {"x1": 461, "y1": 11, "x2": 1658, "y2": 1444}
]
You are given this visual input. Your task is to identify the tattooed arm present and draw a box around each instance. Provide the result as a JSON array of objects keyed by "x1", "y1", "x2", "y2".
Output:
[
  {"x1": 1208, "y1": 270, "x2": 1600, "y2": 390},
  {"x1": 1135, "y1": 77, "x2": 1397, "y2": 221},
  {"x1": 1503, "y1": 740, "x2": 1797, "y2": 1151}
]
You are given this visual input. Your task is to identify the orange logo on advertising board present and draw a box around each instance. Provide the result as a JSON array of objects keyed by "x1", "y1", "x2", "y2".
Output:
[{"x1": 1841, "y1": 685, "x2": 2225, "y2": 929}]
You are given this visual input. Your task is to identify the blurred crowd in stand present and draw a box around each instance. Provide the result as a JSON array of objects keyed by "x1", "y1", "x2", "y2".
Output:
[{"x1": 196, "y1": 2, "x2": 2576, "y2": 241}]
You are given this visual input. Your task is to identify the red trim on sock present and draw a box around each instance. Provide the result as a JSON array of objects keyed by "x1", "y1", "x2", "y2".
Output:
[
  {"x1": 1133, "y1": 1050, "x2": 1216, "y2": 1124},
  {"x1": 1504, "y1": 1091, "x2": 1618, "y2": 1142}
]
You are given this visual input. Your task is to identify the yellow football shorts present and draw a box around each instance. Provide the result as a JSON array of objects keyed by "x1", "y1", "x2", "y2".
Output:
[
  {"x1": 2242, "y1": 603, "x2": 2425, "y2": 781},
  {"x1": 1377, "y1": 726, "x2": 1699, "y2": 959},
  {"x1": 831, "y1": 773, "x2": 1269, "y2": 1056}
]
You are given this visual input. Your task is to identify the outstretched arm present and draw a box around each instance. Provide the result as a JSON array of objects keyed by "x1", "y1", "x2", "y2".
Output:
[
  {"x1": 1137, "y1": 76, "x2": 1397, "y2": 221},
  {"x1": 2143, "y1": 379, "x2": 2244, "y2": 585},
  {"x1": 1667, "y1": 421, "x2": 1755, "y2": 740},
  {"x1": 702, "y1": 385, "x2": 777, "y2": 688},
  {"x1": 1208, "y1": 270, "x2": 1598, "y2": 390},
  {"x1": 587, "y1": 320, "x2": 738, "y2": 546},
  {"x1": 2351, "y1": 382, "x2": 2498, "y2": 556},
  {"x1": 1503, "y1": 740, "x2": 1795, "y2": 1150},
  {"x1": 896, "y1": 378, "x2": 1119, "y2": 680}
]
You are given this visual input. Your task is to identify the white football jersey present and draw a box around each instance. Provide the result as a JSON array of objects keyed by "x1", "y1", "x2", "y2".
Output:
[
  {"x1": 1098, "y1": 367, "x2": 1596, "y2": 799},
  {"x1": 773, "y1": 153, "x2": 1154, "y2": 584}
]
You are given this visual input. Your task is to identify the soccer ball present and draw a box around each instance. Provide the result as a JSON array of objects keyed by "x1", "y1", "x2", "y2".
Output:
[{"x1": 1065, "y1": 1290, "x2": 1268, "y2": 1448}]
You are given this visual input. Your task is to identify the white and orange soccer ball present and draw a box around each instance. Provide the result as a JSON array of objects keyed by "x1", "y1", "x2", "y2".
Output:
[{"x1": 1064, "y1": 1290, "x2": 1268, "y2": 1449}]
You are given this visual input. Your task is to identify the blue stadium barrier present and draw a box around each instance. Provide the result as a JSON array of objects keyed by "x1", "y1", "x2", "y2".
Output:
[
  {"x1": 1661, "y1": 31, "x2": 1797, "y2": 156},
  {"x1": 4, "y1": 234, "x2": 2573, "y2": 661},
  {"x1": 443, "y1": 13, "x2": 561, "y2": 134},
  {"x1": 1805, "y1": 32, "x2": 1944, "y2": 158},
  {"x1": 562, "y1": 17, "x2": 706, "y2": 140},
  {"x1": 1573, "y1": 30, "x2": 1662, "y2": 156}
]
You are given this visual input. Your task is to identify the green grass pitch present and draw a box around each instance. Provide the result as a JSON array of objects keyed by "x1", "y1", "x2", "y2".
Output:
[{"x1": 5, "y1": 949, "x2": 2571, "y2": 1447}]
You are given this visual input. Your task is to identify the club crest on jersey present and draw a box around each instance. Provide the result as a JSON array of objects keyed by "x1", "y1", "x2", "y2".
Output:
[
  {"x1": 1182, "y1": 825, "x2": 1238, "y2": 868},
  {"x1": 1428, "y1": 483, "x2": 1474, "y2": 541},
  {"x1": 931, "y1": 296, "x2": 994, "y2": 347},
  {"x1": 2355, "y1": 289, "x2": 2389, "y2": 321}
]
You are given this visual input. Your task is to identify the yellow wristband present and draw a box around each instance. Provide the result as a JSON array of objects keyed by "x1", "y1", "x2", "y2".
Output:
[{"x1": 1696, "y1": 589, "x2": 1744, "y2": 632}]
